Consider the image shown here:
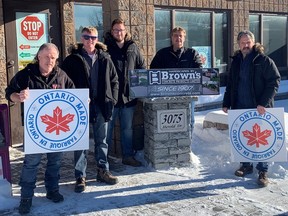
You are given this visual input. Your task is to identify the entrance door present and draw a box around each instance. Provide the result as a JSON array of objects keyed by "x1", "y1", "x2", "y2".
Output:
[{"x1": 3, "y1": 0, "x2": 62, "y2": 145}]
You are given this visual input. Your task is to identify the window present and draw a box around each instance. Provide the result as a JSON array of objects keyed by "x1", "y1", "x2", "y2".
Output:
[
  {"x1": 249, "y1": 15, "x2": 260, "y2": 43},
  {"x1": 175, "y1": 11, "x2": 211, "y2": 48},
  {"x1": 74, "y1": 4, "x2": 103, "y2": 42},
  {"x1": 215, "y1": 13, "x2": 228, "y2": 71},
  {"x1": 249, "y1": 14, "x2": 288, "y2": 79},
  {"x1": 155, "y1": 10, "x2": 171, "y2": 52}
]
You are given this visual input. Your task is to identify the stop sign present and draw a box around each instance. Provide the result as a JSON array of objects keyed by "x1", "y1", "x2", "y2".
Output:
[{"x1": 21, "y1": 16, "x2": 44, "y2": 40}]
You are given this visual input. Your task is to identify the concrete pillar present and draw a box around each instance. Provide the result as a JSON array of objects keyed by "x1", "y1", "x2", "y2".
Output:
[{"x1": 143, "y1": 97, "x2": 196, "y2": 169}]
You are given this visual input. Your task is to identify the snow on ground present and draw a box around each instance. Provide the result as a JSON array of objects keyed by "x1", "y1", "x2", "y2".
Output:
[{"x1": 0, "y1": 100, "x2": 288, "y2": 215}]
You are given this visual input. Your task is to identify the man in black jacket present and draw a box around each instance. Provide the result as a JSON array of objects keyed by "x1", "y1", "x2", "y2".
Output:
[
  {"x1": 104, "y1": 18, "x2": 145, "y2": 167},
  {"x1": 150, "y1": 26, "x2": 202, "y2": 69},
  {"x1": 62, "y1": 26, "x2": 119, "y2": 192},
  {"x1": 6, "y1": 43, "x2": 75, "y2": 214},
  {"x1": 222, "y1": 30, "x2": 281, "y2": 187},
  {"x1": 150, "y1": 26, "x2": 202, "y2": 130}
]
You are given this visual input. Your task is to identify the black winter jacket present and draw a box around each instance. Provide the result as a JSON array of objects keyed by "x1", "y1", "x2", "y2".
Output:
[
  {"x1": 5, "y1": 63, "x2": 75, "y2": 100},
  {"x1": 104, "y1": 32, "x2": 145, "y2": 107},
  {"x1": 222, "y1": 43, "x2": 281, "y2": 110},
  {"x1": 5, "y1": 63, "x2": 75, "y2": 124},
  {"x1": 61, "y1": 43, "x2": 119, "y2": 122},
  {"x1": 150, "y1": 46, "x2": 202, "y2": 69}
]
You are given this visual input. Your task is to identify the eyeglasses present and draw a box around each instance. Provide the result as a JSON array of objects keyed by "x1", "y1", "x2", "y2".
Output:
[
  {"x1": 82, "y1": 35, "x2": 98, "y2": 40},
  {"x1": 112, "y1": 29, "x2": 126, "y2": 33}
]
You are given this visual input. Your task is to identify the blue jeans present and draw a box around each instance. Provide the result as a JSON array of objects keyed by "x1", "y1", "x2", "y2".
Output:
[
  {"x1": 92, "y1": 108, "x2": 109, "y2": 170},
  {"x1": 19, "y1": 152, "x2": 62, "y2": 199},
  {"x1": 74, "y1": 105, "x2": 109, "y2": 178},
  {"x1": 241, "y1": 162, "x2": 268, "y2": 172},
  {"x1": 107, "y1": 105, "x2": 135, "y2": 159},
  {"x1": 74, "y1": 150, "x2": 87, "y2": 179}
]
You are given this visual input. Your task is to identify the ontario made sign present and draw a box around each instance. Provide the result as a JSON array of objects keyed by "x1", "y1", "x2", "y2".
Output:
[
  {"x1": 228, "y1": 108, "x2": 287, "y2": 162},
  {"x1": 129, "y1": 68, "x2": 219, "y2": 98},
  {"x1": 24, "y1": 89, "x2": 89, "y2": 154}
]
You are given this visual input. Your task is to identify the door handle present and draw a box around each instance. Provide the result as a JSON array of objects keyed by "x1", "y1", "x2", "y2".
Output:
[
  {"x1": 7, "y1": 60, "x2": 15, "y2": 82},
  {"x1": 7, "y1": 60, "x2": 15, "y2": 68}
]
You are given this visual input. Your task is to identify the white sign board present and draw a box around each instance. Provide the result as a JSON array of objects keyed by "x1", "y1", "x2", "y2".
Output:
[
  {"x1": 16, "y1": 12, "x2": 49, "y2": 70},
  {"x1": 157, "y1": 109, "x2": 187, "y2": 133},
  {"x1": 24, "y1": 89, "x2": 89, "y2": 154},
  {"x1": 228, "y1": 108, "x2": 286, "y2": 162}
]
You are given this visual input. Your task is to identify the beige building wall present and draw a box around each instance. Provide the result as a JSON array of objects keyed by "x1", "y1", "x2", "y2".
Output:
[
  {"x1": 0, "y1": 0, "x2": 287, "y2": 107},
  {"x1": 1, "y1": 0, "x2": 288, "y2": 101}
]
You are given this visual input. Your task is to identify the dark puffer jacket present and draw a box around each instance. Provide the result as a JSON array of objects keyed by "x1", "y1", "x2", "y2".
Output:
[
  {"x1": 150, "y1": 46, "x2": 202, "y2": 69},
  {"x1": 222, "y1": 43, "x2": 281, "y2": 110},
  {"x1": 104, "y1": 32, "x2": 145, "y2": 107},
  {"x1": 5, "y1": 63, "x2": 75, "y2": 124},
  {"x1": 61, "y1": 42, "x2": 119, "y2": 122},
  {"x1": 5, "y1": 63, "x2": 75, "y2": 100}
]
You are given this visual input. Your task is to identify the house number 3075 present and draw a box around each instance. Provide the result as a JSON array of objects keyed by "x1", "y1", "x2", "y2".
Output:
[
  {"x1": 157, "y1": 109, "x2": 187, "y2": 133},
  {"x1": 161, "y1": 113, "x2": 183, "y2": 124}
]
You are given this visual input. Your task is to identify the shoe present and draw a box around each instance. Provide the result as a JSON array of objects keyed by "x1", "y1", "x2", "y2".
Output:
[
  {"x1": 235, "y1": 164, "x2": 253, "y2": 177},
  {"x1": 18, "y1": 198, "x2": 32, "y2": 214},
  {"x1": 122, "y1": 157, "x2": 142, "y2": 167},
  {"x1": 46, "y1": 190, "x2": 64, "y2": 203},
  {"x1": 97, "y1": 169, "x2": 118, "y2": 185},
  {"x1": 257, "y1": 171, "x2": 269, "y2": 187},
  {"x1": 74, "y1": 177, "x2": 86, "y2": 193}
]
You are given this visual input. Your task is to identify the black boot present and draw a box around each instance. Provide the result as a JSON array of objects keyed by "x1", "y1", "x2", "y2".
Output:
[
  {"x1": 18, "y1": 198, "x2": 32, "y2": 214},
  {"x1": 46, "y1": 190, "x2": 64, "y2": 203},
  {"x1": 74, "y1": 177, "x2": 86, "y2": 193}
]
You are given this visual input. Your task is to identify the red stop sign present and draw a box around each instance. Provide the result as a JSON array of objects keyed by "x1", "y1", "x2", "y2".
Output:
[{"x1": 21, "y1": 16, "x2": 44, "y2": 40}]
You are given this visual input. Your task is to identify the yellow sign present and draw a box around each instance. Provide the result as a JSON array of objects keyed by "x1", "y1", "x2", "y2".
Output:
[{"x1": 19, "y1": 60, "x2": 32, "y2": 70}]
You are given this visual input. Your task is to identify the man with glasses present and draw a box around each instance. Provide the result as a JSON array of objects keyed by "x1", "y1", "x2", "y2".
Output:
[
  {"x1": 222, "y1": 30, "x2": 281, "y2": 187},
  {"x1": 62, "y1": 26, "x2": 119, "y2": 192},
  {"x1": 104, "y1": 18, "x2": 145, "y2": 167}
]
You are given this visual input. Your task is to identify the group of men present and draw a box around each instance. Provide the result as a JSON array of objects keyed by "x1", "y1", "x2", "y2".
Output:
[{"x1": 5, "y1": 17, "x2": 280, "y2": 214}]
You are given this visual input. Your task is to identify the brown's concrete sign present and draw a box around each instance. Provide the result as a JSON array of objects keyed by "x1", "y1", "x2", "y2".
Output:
[{"x1": 129, "y1": 68, "x2": 219, "y2": 98}]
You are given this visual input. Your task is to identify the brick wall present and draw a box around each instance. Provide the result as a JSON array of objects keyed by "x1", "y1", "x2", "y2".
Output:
[
  {"x1": 1, "y1": 0, "x2": 287, "y2": 101},
  {"x1": 101, "y1": 0, "x2": 287, "y2": 67},
  {"x1": 61, "y1": 0, "x2": 76, "y2": 58},
  {"x1": 0, "y1": 0, "x2": 287, "y2": 149}
]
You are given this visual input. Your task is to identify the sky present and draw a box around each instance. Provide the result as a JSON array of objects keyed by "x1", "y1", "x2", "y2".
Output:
[{"x1": 0, "y1": 99, "x2": 288, "y2": 215}]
